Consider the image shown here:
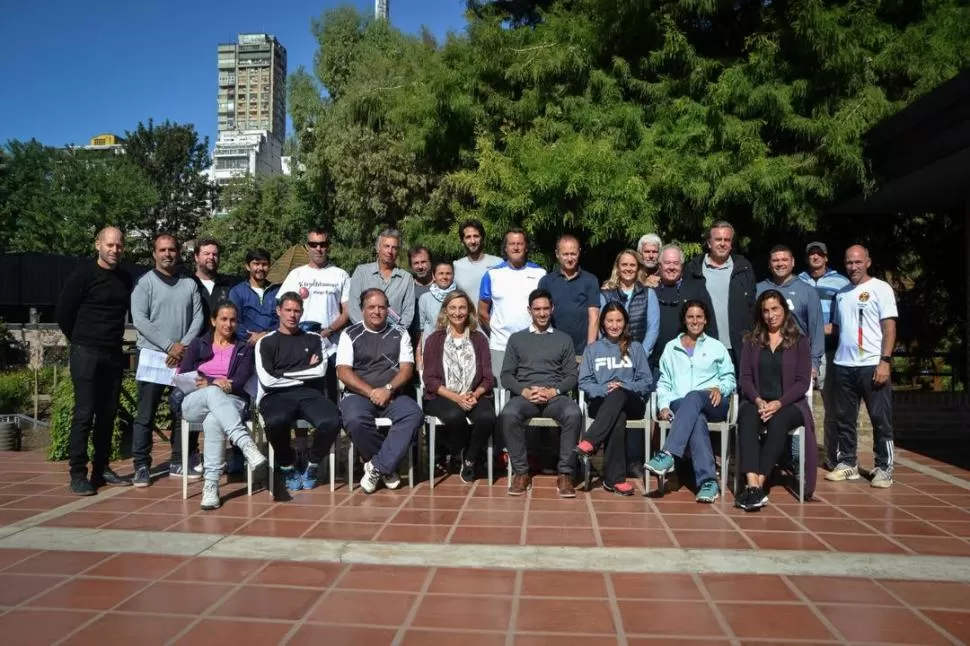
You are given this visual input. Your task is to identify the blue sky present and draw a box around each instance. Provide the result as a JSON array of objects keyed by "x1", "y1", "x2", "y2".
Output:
[{"x1": 0, "y1": 0, "x2": 468, "y2": 149}]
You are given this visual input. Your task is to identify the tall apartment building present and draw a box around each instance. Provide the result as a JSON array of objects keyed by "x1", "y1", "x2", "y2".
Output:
[
  {"x1": 213, "y1": 33, "x2": 287, "y2": 186},
  {"x1": 375, "y1": 0, "x2": 389, "y2": 20}
]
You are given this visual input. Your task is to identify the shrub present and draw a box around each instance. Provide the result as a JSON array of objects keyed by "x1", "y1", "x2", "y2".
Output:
[
  {"x1": 47, "y1": 376, "x2": 171, "y2": 462},
  {"x1": 0, "y1": 370, "x2": 31, "y2": 413}
]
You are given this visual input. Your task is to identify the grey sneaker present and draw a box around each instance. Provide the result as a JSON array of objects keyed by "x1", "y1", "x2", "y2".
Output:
[
  {"x1": 824, "y1": 462, "x2": 861, "y2": 481},
  {"x1": 381, "y1": 468, "x2": 402, "y2": 490},
  {"x1": 132, "y1": 465, "x2": 152, "y2": 488},
  {"x1": 189, "y1": 453, "x2": 203, "y2": 475},
  {"x1": 360, "y1": 461, "x2": 382, "y2": 494},
  {"x1": 200, "y1": 481, "x2": 221, "y2": 510},
  {"x1": 170, "y1": 461, "x2": 202, "y2": 481},
  {"x1": 240, "y1": 441, "x2": 267, "y2": 470},
  {"x1": 870, "y1": 467, "x2": 893, "y2": 488}
]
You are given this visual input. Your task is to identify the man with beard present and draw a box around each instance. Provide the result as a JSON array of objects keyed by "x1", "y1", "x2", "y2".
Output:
[
  {"x1": 57, "y1": 227, "x2": 133, "y2": 495},
  {"x1": 192, "y1": 237, "x2": 237, "y2": 324},
  {"x1": 637, "y1": 233, "x2": 663, "y2": 288},
  {"x1": 453, "y1": 219, "x2": 502, "y2": 314}
]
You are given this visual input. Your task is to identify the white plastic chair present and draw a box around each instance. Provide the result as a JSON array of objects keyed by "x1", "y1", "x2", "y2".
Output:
[
  {"x1": 178, "y1": 418, "x2": 260, "y2": 500},
  {"x1": 648, "y1": 391, "x2": 738, "y2": 495},
  {"x1": 576, "y1": 392, "x2": 654, "y2": 493}
]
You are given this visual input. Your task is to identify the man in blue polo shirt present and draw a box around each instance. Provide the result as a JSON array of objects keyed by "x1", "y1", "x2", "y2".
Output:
[
  {"x1": 479, "y1": 227, "x2": 547, "y2": 379},
  {"x1": 538, "y1": 234, "x2": 600, "y2": 357},
  {"x1": 798, "y1": 240, "x2": 850, "y2": 469}
]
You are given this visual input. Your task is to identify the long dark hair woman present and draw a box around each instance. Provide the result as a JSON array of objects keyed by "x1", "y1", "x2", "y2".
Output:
[
  {"x1": 736, "y1": 289, "x2": 817, "y2": 510},
  {"x1": 421, "y1": 290, "x2": 496, "y2": 483},
  {"x1": 577, "y1": 302, "x2": 653, "y2": 495}
]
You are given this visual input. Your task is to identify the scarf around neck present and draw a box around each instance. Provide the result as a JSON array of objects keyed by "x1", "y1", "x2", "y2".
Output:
[{"x1": 430, "y1": 282, "x2": 456, "y2": 302}]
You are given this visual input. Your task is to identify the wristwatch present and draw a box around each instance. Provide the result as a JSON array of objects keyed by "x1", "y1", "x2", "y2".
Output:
[
  {"x1": 384, "y1": 383, "x2": 394, "y2": 392},
  {"x1": 879, "y1": 355, "x2": 892, "y2": 364},
  {"x1": 554, "y1": 388, "x2": 561, "y2": 396}
]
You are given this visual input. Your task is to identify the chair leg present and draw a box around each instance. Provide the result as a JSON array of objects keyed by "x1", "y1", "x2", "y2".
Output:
[
  {"x1": 181, "y1": 420, "x2": 189, "y2": 501},
  {"x1": 487, "y1": 437, "x2": 494, "y2": 487},
  {"x1": 329, "y1": 437, "x2": 337, "y2": 492},
  {"x1": 429, "y1": 420, "x2": 436, "y2": 490},
  {"x1": 347, "y1": 439, "x2": 354, "y2": 493},
  {"x1": 408, "y1": 441, "x2": 414, "y2": 489},
  {"x1": 267, "y1": 443, "x2": 275, "y2": 500},
  {"x1": 642, "y1": 425, "x2": 651, "y2": 496},
  {"x1": 798, "y1": 429, "x2": 805, "y2": 503},
  {"x1": 506, "y1": 450, "x2": 512, "y2": 491},
  {"x1": 720, "y1": 426, "x2": 729, "y2": 495},
  {"x1": 582, "y1": 455, "x2": 591, "y2": 491}
]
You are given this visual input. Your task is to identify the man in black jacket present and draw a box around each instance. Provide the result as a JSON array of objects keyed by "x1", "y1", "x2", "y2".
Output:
[
  {"x1": 56, "y1": 227, "x2": 133, "y2": 495},
  {"x1": 652, "y1": 244, "x2": 718, "y2": 377},
  {"x1": 192, "y1": 237, "x2": 237, "y2": 324},
  {"x1": 683, "y1": 221, "x2": 756, "y2": 368}
]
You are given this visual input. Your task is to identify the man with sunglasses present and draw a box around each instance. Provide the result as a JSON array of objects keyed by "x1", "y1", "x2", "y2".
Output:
[
  {"x1": 279, "y1": 227, "x2": 351, "y2": 400},
  {"x1": 652, "y1": 245, "x2": 718, "y2": 380}
]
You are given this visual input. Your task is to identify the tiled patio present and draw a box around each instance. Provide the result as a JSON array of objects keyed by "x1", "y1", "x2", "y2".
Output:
[{"x1": 1, "y1": 443, "x2": 969, "y2": 644}]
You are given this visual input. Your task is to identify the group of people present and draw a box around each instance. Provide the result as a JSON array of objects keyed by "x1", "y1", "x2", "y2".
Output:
[{"x1": 56, "y1": 218, "x2": 898, "y2": 511}]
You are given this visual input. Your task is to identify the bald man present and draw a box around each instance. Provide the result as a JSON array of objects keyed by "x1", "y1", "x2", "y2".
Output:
[
  {"x1": 827, "y1": 245, "x2": 898, "y2": 488},
  {"x1": 57, "y1": 227, "x2": 134, "y2": 495}
]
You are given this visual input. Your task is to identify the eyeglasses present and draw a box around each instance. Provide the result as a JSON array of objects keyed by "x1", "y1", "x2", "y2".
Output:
[{"x1": 306, "y1": 241, "x2": 329, "y2": 249}]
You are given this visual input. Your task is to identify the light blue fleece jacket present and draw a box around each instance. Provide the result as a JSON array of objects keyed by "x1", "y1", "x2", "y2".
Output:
[
  {"x1": 656, "y1": 333, "x2": 736, "y2": 411},
  {"x1": 579, "y1": 338, "x2": 653, "y2": 399}
]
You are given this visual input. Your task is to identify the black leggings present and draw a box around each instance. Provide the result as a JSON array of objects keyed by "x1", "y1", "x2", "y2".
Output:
[
  {"x1": 738, "y1": 400, "x2": 804, "y2": 477},
  {"x1": 584, "y1": 389, "x2": 646, "y2": 485},
  {"x1": 424, "y1": 396, "x2": 497, "y2": 460}
]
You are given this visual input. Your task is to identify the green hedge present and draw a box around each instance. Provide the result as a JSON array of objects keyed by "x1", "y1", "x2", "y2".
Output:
[
  {"x1": 47, "y1": 376, "x2": 172, "y2": 462},
  {"x1": 0, "y1": 370, "x2": 32, "y2": 414}
]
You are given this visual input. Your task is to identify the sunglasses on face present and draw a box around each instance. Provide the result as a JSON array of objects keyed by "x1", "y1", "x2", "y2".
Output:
[{"x1": 306, "y1": 241, "x2": 329, "y2": 249}]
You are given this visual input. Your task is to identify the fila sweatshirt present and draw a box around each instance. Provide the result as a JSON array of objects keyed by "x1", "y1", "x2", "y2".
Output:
[{"x1": 578, "y1": 338, "x2": 653, "y2": 399}]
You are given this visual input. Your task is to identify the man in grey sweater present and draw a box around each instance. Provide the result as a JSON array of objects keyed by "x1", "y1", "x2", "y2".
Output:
[
  {"x1": 499, "y1": 289, "x2": 583, "y2": 498},
  {"x1": 130, "y1": 233, "x2": 203, "y2": 487}
]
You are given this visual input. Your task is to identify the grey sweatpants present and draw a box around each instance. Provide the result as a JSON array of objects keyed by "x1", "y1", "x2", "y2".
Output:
[{"x1": 181, "y1": 387, "x2": 255, "y2": 483}]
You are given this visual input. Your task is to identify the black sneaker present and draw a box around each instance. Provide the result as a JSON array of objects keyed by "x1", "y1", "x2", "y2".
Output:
[
  {"x1": 627, "y1": 461, "x2": 646, "y2": 480},
  {"x1": 748, "y1": 486, "x2": 768, "y2": 510},
  {"x1": 132, "y1": 465, "x2": 152, "y2": 488},
  {"x1": 91, "y1": 467, "x2": 132, "y2": 488},
  {"x1": 70, "y1": 476, "x2": 96, "y2": 496},
  {"x1": 460, "y1": 461, "x2": 476, "y2": 484},
  {"x1": 735, "y1": 486, "x2": 753, "y2": 509}
]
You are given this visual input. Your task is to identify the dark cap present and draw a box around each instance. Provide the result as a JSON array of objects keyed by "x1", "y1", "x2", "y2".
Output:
[{"x1": 805, "y1": 241, "x2": 828, "y2": 255}]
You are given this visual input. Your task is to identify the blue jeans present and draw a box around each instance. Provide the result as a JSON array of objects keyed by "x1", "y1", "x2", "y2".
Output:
[
  {"x1": 339, "y1": 394, "x2": 423, "y2": 475},
  {"x1": 664, "y1": 391, "x2": 728, "y2": 486}
]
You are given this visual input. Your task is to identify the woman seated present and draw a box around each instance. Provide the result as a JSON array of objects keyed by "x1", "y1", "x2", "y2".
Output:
[
  {"x1": 736, "y1": 289, "x2": 818, "y2": 510},
  {"x1": 422, "y1": 290, "x2": 496, "y2": 483},
  {"x1": 577, "y1": 302, "x2": 653, "y2": 496},
  {"x1": 177, "y1": 300, "x2": 266, "y2": 510},
  {"x1": 646, "y1": 300, "x2": 735, "y2": 503}
]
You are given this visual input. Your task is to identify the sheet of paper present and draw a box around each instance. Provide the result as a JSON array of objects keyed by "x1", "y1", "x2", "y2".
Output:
[
  {"x1": 135, "y1": 349, "x2": 176, "y2": 386},
  {"x1": 172, "y1": 371, "x2": 199, "y2": 395}
]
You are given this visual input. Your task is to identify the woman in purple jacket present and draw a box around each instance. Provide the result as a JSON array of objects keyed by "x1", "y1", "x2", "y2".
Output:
[
  {"x1": 736, "y1": 290, "x2": 817, "y2": 510},
  {"x1": 177, "y1": 301, "x2": 266, "y2": 510},
  {"x1": 422, "y1": 290, "x2": 496, "y2": 483}
]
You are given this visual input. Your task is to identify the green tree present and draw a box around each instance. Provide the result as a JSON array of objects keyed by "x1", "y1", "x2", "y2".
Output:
[{"x1": 123, "y1": 119, "x2": 215, "y2": 258}]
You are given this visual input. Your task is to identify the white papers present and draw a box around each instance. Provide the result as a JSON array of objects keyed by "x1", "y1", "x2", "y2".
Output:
[
  {"x1": 172, "y1": 371, "x2": 200, "y2": 395},
  {"x1": 321, "y1": 335, "x2": 337, "y2": 358},
  {"x1": 135, "y1": 349, "x2": 176, "y2": 386}
]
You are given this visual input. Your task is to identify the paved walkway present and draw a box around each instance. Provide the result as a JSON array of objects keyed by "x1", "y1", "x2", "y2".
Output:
[{"x1": 1, "y1": 446, "x2": 969, "y2": 644}]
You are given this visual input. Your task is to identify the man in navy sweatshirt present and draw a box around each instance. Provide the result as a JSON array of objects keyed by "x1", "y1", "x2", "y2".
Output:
[
  {"x1": 56, "y1": 227, "x2": 133, "y2": 495},
  {"x1": 130, "y1": 233, "x2": 203, "y2": 487},
  {"x1": 499, "y1": 289, "x2": 583, "y2": 498}
]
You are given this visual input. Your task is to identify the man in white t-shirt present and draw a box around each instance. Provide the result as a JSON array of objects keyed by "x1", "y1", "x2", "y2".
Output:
[
  {"x1": 826, "y1": 245, "x2": 898, "y2": 488},
  {"x1": 453, "y1": 219, "x2": 502, "y2": 313},
  {"x1": 479, "y1": 227, "x2": 547, "y2": 379},
  {"x1": 279, "y1": 227, "x2": 351, "y2": 399}
]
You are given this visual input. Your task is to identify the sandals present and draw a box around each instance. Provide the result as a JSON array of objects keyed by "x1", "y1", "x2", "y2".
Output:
[{"x1": 603, "y1": 481, "x2": 635, "y2": 497}]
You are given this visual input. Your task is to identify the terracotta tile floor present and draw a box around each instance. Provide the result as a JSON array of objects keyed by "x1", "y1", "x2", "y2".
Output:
[{"x1": 0, "y1": 444, "x2": 968, "y2": 643}]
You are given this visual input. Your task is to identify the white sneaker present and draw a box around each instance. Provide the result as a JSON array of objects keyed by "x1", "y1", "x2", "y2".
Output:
[
  {"x1": 200, "y1": 481, "x2": 221, "y2": 510},
  {"x1": 190, "y1": 453, "x2": 204, "y2": 476},
  {"x1": 240, "y1": 441, "x2": 267, "y2": 470},
  {"x1": 825, "y1": 462, "x2": 861, "y2": 481},
  {"x1": 870, "y1": 467, "x2": 893, "y2": 488},
  {"x1": 360, "y1": 461, "x2": 382, "y2": 494},
  {"x1": 382, "y1": 469, "x2": 402, "y2": 490}
]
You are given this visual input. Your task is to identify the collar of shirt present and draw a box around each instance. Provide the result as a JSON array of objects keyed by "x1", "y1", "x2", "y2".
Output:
[
  {"x1": 529, "y1": 324, "x2": 555, "y2": 335},
  {"x1": 368, "y1": 263, "x2": 406, "y2": 279},
  {"x1": 703, "y1": 255, "x2": 734, "y2": 271}
]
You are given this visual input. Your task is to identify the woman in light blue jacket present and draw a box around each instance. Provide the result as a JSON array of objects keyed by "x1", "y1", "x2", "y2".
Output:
[
  {"x1": 577, "y1": 302, "x2": 653, "y2": 495},
  {"x1": 645, "y1": 300, "x2": 735, "y2": 503}
]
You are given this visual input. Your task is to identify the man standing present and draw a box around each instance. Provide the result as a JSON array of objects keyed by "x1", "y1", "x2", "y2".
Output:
[
  {"x1": 538, "y1": 234, "x2": 599, "y2": 356},
  {"x1": 348, "y1": 229, "x2": 415, "y2": 329},
  {"x1": 408, "y1": 245, "x2": 433, "y2": 301},
  {"x1": 229, "y1": 248, "x2": 279, "y2": 346},
  {"x1": 56, "y1": 227, "x2": 133, "y2": 495},
  {"x1": 479, "y1": 227, "x2": 547, "y2": 378},
  {"x1": 130, "y1": 234, "x2": 203, "y2": 487},
  {"x1": 255, "y1": 293, "x2": 342, "y2": 493},
  {"x1": 499, "y1": 289, "x2": 583, "y2": 498},
  {"x1": 653, "y1": 245, "x2": 718, "y2": 375},
  {"x1": 798, "y1": 241, "x2": 850, "y2": 468},
  {"x1": 637, "y1": 233, "x2": 663, "y2": 288},
  {"x1": 453, "y1": 219, "x2": 502, "y2": 312},
  {"x1": 684, "y1": 221, "x2": 756, "y2": 366},
  {"x1": 756, "y1": 245, "x2": 824, "y2": 374},
  {"x1": 826, "y1": 245, "x2": 898, "y2": 488},
  {"x1": 336, "y1": 289, "x2": 423, "y2": 493},
  {"x1": 192, "y1": 237, "x2": 237, "y2": 323}
]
